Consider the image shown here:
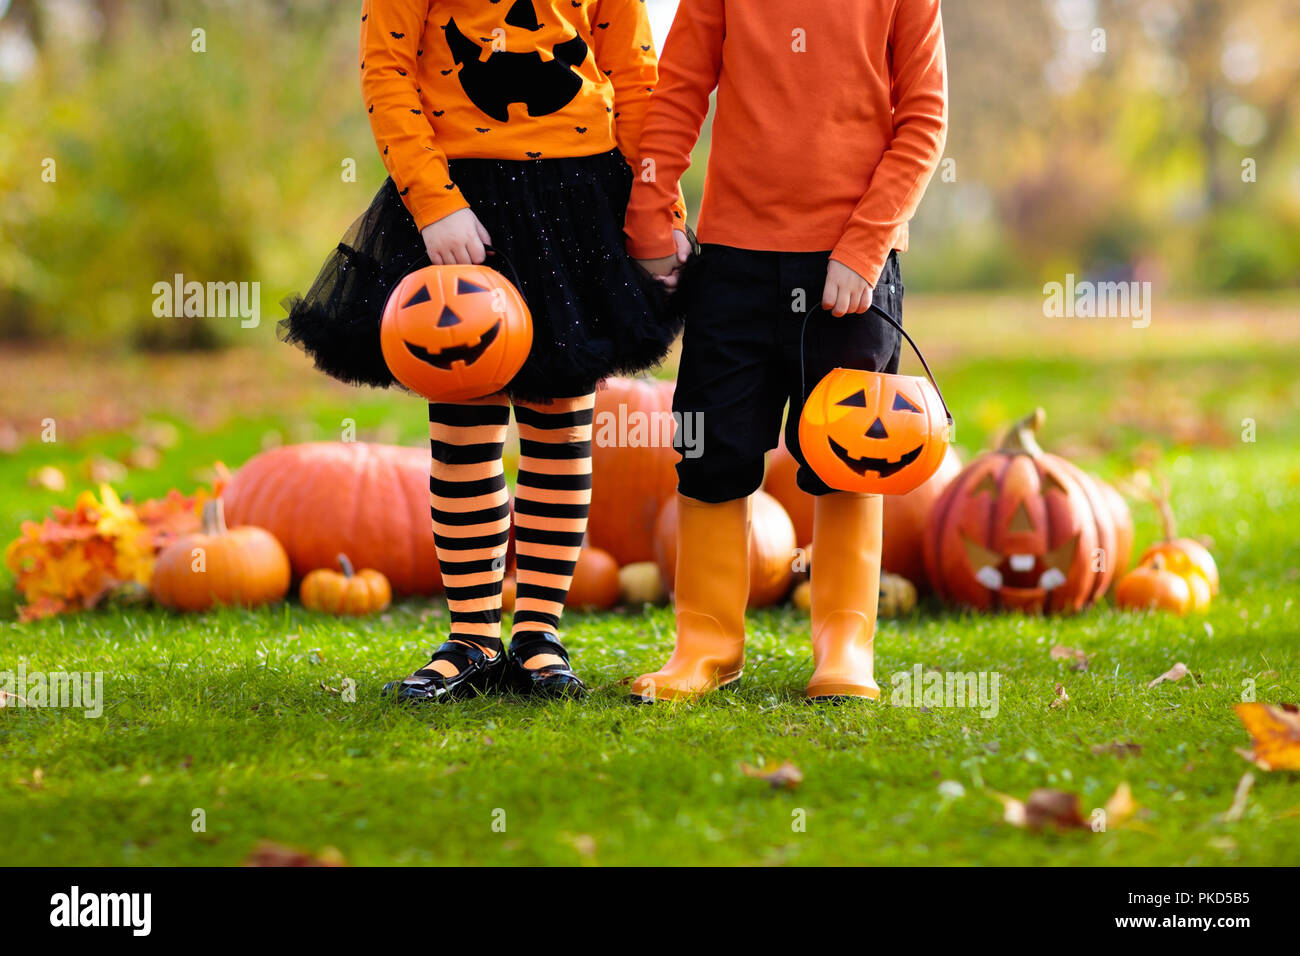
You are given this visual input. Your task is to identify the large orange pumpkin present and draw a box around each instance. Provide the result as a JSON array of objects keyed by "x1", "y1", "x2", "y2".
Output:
[
  {"x1": 587, "y1": 377, "x2": 679, "y2": 566},
  {"x1": 653, "y1": 490, "x2": 796, "y2": 608},
  {"x1": 798, "y1": 366, "x2": 951, "y2": 496},
  {"x1": 222, "y1": 442, "x2": 443, "y2": 595},
  {"x1": 1096, "y1": 477, "x2": 1134, "y2": 590},
  {"x1": 881, "y1": 445, "x2": 963, "y2": 590},
  {"x1": 380, "y1": 262, "x2": 532, "y2": 402},
  {"x1": 923, "y1": 409, "x2": 1125, "y2": 614},
  {"x1": 152, "y1": 499, "x2": 290, "y2": 612}
]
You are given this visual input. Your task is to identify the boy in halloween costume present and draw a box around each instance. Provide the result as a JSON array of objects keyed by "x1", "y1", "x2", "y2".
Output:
[
  {"x1": 625, "y1": 0, "x2": 947, "y2": 700},
  {"x1": 284, "y1": 0, "x2": 685, "y2": 700}
]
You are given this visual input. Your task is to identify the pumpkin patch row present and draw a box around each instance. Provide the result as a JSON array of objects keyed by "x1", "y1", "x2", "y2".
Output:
[{"x1": 147, "y1": 377, "x2": 1213, "y2": 620}]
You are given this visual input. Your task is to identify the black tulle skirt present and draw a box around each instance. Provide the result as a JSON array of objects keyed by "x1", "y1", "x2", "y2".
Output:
[{"x1": 279, "y1": 148, "x2": 683, "y2": 403}]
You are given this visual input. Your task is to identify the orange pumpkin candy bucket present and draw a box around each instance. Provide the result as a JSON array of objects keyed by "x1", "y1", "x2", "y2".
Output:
[
  {"x1": 798, "y1": 302, "x2": 953, "y2": 496},
  {"x1": 380, "y1": 250, "x2": 533, "y2": 402}
]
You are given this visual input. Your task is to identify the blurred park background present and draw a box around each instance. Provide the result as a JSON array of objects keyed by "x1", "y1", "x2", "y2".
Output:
[{"x1": 2, "y1": 0, "x2": 1299, "y2": 347}]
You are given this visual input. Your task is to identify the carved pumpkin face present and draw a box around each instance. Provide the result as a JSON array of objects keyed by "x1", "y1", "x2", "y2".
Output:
[
  {"x1": 380, "y1": 263, "x2": 532, "y2": 402},
  {"x1": 443, "y1": 0, "x2": 589, "y2": 124},
  {"x1": 923, "y1": 409, "x2": 1123, "y2": 615},
  {"x1": 798, "y1": 368, "x2": 950, "y2": 495}
]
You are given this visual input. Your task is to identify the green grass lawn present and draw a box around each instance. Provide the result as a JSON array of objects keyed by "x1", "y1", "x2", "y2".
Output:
[{"x1": 2, "y1": 297, "x2": 1299, "y2": 866}]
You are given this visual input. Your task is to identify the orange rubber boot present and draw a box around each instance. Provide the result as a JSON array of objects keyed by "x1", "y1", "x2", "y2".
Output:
[
  {"x1": 806, "y1": 492, "x2": 882, "y2": 700},
  {"x1": 630, "y1": 494, "x2": 749, "y2": 702}
]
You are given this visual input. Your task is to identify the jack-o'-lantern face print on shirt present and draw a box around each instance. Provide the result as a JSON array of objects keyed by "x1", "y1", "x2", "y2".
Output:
[{"x1": 444, "y1": 0, "x2": 589, "y2": 123}]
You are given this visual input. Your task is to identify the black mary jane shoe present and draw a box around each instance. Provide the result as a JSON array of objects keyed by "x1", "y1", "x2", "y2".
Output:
[
  {"x1": 381, "y1": 640, "x2": 505, "y2": 703},
  {"x1": 505, "y1": 632, "x2": 587, "y2": 699}
]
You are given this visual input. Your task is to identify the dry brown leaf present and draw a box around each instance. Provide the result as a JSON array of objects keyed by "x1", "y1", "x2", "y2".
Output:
[
  {"x1": 1221, "y1": 772, "x2": 1254, "y2": 822},
  {"x1": 27, "y1": 466, "x2": 67, "y2": 492},
  {"x1": 1049, "y1": 683, "x2": 1070, "y2": 709},
  {"x1": 741, "y1": 760, "x2": 804, "y2": 790},
  {"x1": 1051, "y1": 645, "x2": 1090, "y2": 670},
  {"x1": 993, "y1": 789, "x2": 1089, "y2": 831},
  {"x1": 1091, "y1": 741, "x2": 1143, "y2": 758},
  {"x1": 1147, "y1": 662, "x2": 1189, "y2": 688},
  {"x1": 1234, "y1": 703, "x2": 1300, "y2": 771},
  {"x1": 1104, "y1": 782, "x2": 1137, "y2": 826},
  {"x1": 242, "y1": 841, "x2": 346, "y2": 867}
]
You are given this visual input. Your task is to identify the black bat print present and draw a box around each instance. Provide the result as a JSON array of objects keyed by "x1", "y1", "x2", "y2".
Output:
[
  {"x1": 441, "y1": 69, "x2": 453, "y2": 75},
  {"x1": 575, "y1": 126, "x2": 587, "y2": 133},
  {"x1": 411, "y1": 108, "x2": 422, "y2": 114},
  {"x1": 640, "y1": 44, "x2": 650, "y2": 51},
  {"x1": 475, "y1": 127, "x2": 491, "y2": 133},
  {"x1": 368, "y1": 104, "x2": 374, "y2": 112},
  {"x1": 399, "y1": 186, "x2": 410, "y2": 195},
  {"x1": 397, "y1": 68, "x2": 407, "y2": 76},
  {"x1": 598, "y1": 22, "x2": 609, "y2": 29},
  {"x1": 433, "y1": 110, "x2": 445, "y2": 116},
  {"x1": 391, "y1": 31, "x2": 405, "y2": 39},
  {"x1": 526, "y1": 151, "x2": 542, "y2": 158},
  {"x1": 361, "y1": 14, "x2": 367, "y2": 21},
  {"x1": 444, "y1": 183, "x2": 456, "y2": 190}
]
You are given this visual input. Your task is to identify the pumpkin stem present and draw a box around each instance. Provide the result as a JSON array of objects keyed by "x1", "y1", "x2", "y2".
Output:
[
  {"x1": 201, "y1": 498, "x2": 228, "y2": 535},
  {"x1": 1135, "y1": 474, "x2": 1179, "y2": 540},
  {"x1": 998, "y1": 407, "x2": 1046, "y2": 457},
  {"x1": 337, "y1": 553, "x2": 355, "y2": 578}
]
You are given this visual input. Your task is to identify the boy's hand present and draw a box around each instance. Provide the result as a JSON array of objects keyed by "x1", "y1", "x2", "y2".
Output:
[
  {"x1": 636, "y1": 229, "x2": 693, "y2": 290},
  {"x1": 823, "y1": 260, "x2": 873, "y2": 317},
  {"x1": 422, "y1": 207, "x2": 492, "y2": 265}
]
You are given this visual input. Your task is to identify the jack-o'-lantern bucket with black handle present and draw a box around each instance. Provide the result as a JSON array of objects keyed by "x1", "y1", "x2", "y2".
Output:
[
  {"x1": 380, "y1": 247, "x2": 533, "y2": 403},
  {"x1": 798, "y1": 302, "x2": 954, "y2": 496}
]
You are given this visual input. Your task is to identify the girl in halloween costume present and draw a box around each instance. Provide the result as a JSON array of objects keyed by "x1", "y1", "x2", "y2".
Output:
[{"x1": 282, "y1": 0, "x2": 684, "y2": 700}]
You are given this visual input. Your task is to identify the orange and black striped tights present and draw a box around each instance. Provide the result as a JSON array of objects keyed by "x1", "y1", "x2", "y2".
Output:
[{"x1": 423, "y1": 392, "x2": 594, "y2": 677}]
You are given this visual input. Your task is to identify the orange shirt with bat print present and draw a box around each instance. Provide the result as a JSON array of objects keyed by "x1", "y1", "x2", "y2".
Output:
[{"x1": 361, "y1": 0, "x2": 685, "y2": 231}]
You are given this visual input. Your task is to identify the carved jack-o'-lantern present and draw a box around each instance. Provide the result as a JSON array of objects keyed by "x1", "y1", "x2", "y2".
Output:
[
  {"x1": 923, "y1": 408, "x2": 1127, "y2": 614},
  {"x1": 380, "y1": 262, "x2": 533, "y2": 402},
  {"x1": 799, "y1": 367, "x2": 951, "y2": 496}
]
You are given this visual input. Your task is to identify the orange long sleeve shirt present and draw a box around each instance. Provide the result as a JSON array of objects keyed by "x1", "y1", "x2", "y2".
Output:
[
  {"x1": 361, "y1": 0, "x2": 682, "y2": 231},
  {"x1": 624, "y1": 0, "x2": 948, "y2": 286}
]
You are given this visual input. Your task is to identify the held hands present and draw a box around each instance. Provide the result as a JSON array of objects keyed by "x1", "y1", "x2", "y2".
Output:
[
  {"x1": 635, "y1": 229, "x2": 693, "y2": 290},
  {"x1": 823, "y1": 260, "x2": 873, "y2": 317},
  {"x1": 422, "y1": 207, "x2": 493, "y2": 265}
]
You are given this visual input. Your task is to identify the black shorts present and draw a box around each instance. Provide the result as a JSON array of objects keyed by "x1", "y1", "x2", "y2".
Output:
[{"x1": 672, "y1": 244, "x2": 903, "y2": 502}]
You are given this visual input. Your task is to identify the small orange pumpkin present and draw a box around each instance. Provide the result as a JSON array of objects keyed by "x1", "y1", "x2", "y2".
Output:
[
  {"x1": 565, "y1": 546, "x2": 620, "y2": 610},
  {"x1": 1115, "y1": 554, "x2": 1196, "y2": 615},
  {"x1": 152, "y1": 499, "x2": 290, "y2": 612},
  {"x1": 380, "y1": 262, "x2": 533, "y2": 402},
  {"x1": 300, "y1": 554, "x2": 392, "y2": 615},
  {"x1": 1136, "y1": 477, "x2": 1219, "y2": 596}
]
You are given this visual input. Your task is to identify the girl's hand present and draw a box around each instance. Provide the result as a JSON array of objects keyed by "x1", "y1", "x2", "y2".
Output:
[
  {"x1": 823, "y1": 259, "x2": 873, "y2": 317},
  {"x1": 422, "y1": 207, "x2": 492, "y2": 265}
]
